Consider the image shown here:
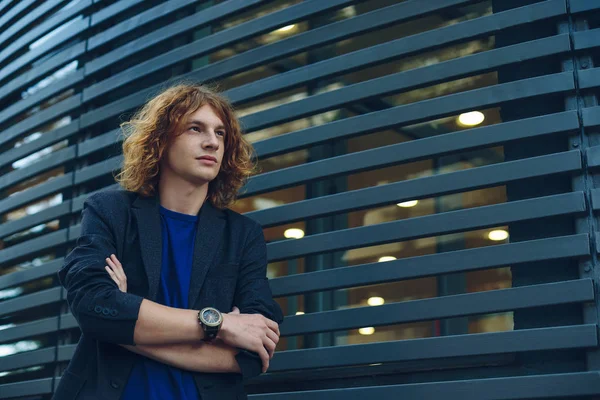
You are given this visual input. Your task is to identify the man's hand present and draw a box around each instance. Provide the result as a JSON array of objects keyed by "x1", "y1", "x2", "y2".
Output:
[
  {"x1": 219, "y1": 306, "x2": 280, "y2": 373},
  {"x1": 105, "y1": 254, "x2": 127, "y2": 292}
]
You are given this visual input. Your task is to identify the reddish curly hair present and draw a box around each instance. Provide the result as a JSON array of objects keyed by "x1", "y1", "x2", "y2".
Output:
[{"x1": 114, "y1": 82, "x2": 255, "y2": 209}]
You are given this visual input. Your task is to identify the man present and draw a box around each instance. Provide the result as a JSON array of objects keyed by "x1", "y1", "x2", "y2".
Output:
[{"x1": 55, "y1": 83, "x2": 284, "y2": 399}]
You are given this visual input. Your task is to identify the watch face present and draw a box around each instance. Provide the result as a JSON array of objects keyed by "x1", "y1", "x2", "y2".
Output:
[{"x1": 202, "y1": 308, "x2": 221, "y2": 326}]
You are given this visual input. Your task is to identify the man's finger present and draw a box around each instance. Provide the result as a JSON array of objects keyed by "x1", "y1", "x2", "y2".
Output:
[
  {"x1": 265, "y1": 328, "x2": 279, "y2": 347},
  {"x1": 258, "y1": 347, "x2": 270, "y2": 373},
  {"x1": 264, "y1": 318, "x2": 279, "y2": 335},
  {"x1": 230, "y1": 306, "x2": 240, "y2": 314},
  {"x1": 263, "y1": 337, "x2": 276, "y2": 359},
  {"x1": 105, "y1": 266, "x2": 119, "y2": 284}
]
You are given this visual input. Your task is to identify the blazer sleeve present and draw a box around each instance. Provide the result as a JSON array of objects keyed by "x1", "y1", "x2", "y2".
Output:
[
  {"x1": 233, "y1": 221, "x2": 284, "y2": 380},
  {"x1": 57, "y1": 193, "x2": 144, "y2": 345}
]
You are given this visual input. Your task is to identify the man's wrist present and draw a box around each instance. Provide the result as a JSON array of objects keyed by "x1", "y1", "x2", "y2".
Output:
[
  {"x1": 190, "y1": 309, "x2": 205, "y2": 341},
  {"x1": 216, "y1": 313, "x2": 228, "y2": 340}
]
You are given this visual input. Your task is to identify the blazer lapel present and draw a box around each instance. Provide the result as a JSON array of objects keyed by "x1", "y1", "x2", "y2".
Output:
[
  {"x1": 188, "y1": 201, "x2": 225, "y2": 308},
  {"x1": 131, "y1": 194, "x2": 162, "y2": 301}
]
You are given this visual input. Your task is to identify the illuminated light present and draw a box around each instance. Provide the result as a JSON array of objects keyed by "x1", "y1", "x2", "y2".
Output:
[
  {"x1": 275, "y1": 24, "x2": 296, "y2": 33},
  {"x1": 359, "y1": 327, "x2": 375, "y2": 335},
  {"x1": 397, "y1": 200, "x2": 418, "y2": 208},
  {"x1": 378, "y1": 256, "x2": 397, "y2": 262},
  {"x1": 458, "y1": 111, "x2": 485, "y2": 126},
  {"x1": 488, "y1": 229, "x2": 509, "y2": 241},
  {"x1": 284, "y1": 228, "x2": 305, "y2": 239},
  {"x1": 295, "y1": 311, "x2": 305, "y2": 315},
  {"x1": 367, "y1": 297, "x2": 385, "y2": 306}
]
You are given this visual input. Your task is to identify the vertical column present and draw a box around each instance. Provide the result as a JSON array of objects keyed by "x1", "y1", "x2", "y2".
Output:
[{"x1": 560, "y1": 2, "x2": 600, "y2": 371}]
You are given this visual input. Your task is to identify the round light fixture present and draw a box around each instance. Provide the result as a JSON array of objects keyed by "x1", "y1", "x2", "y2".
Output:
[
  {"x1": 284, "y1": 228, "x2": 305, "y2": 239},
  {"x1": 359, "y1": 327, "x2": 375, "y2": 335},
  {"x1": 378, "y1": 256, "x2": 397, "y2": 262},
  {"x1": 488, "y1": 229, "x2": 509, "y2": 241},
  {"x1": 397, "y1": 200, "x2": 418, "y2": 208},
  {"x1": 367, "y1": 297, "x2": 385, "y2": 306},
  {"x1": 458, "y1": 111, "x2": 485, "y2": 126}
]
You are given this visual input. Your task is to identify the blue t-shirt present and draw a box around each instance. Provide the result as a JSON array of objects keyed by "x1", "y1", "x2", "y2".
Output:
[{"x1": 122, "y1": 205, "x2": 201, "y2": 400}]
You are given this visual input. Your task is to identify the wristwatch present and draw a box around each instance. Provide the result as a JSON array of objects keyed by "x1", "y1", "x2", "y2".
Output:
[{"x1": 198, "y1": 307, "x2": 223, "y2": 341}]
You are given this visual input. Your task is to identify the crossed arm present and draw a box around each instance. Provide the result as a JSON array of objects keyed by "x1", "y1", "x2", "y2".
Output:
[{"x1": 104, "y1": 254, "x2": 276, "y2": 374}]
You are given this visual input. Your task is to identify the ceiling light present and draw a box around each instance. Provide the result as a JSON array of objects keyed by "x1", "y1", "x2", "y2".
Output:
[
  {"x1": 397, "y1": 200, "x2": 418, "y2": 208},
  {"x1": 378, "y1": 256, "x2": 397, "y2": 262},
  {"x1": 295, "y1": 311, "x2": 305, "y2": 315},
  {"x1": 458, "y1": 111, "x2": 485, "y2": 126},
  {"x1": 488, "y1": 229, "x2": 509, "y2": 241},
  {"x1": 275, "y1": 24, "x2": 295, "y2": 33},
  {"x1": 367, "y1": 297, "x2": 385, "y2": 306},
  {"x1": 284, "y1": 228, "x2": 304, "y2": 239},
  {"x1": 359, "y1": 327, "x2": 375, "y2": 335}
]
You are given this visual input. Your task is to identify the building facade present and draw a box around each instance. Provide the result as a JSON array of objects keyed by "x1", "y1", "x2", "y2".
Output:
[{"x1": 1, "y1": 0, "x2": 600, "y2": 398}]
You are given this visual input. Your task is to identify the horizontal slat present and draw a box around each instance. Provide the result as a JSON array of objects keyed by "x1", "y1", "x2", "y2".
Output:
[
  {"x1": 0, "y1": 120, "x2": 79, "y2": 170},
  {"x1": 583, "y1": 106, "x2": 600, "y2": 127},
  {"x1": 249, "y1": 372, "x2": 600, "y2": 400},
  {"x1": 0, "y1": 69, "x2": 84, "y2": 127},
  {"x1": 578, "y1": 67, "x2": 600, "y2": 90},
  {"x1": 280, "y1": 279, "x2": 593, "y2": 336},
  {"x1": 0, "y1": 0, "x2": 64, "y2": 51},
  {"x1": 89, "y1": 0, "x2": 225, "y2": 50},
  {"x1": 0, "y1": 258, "x2": 63, "y2": 291},
  {"x1": 91, "y1": 0, "x2": 144, "y2": 26},
  {"x1": 246, "y1": 147, "x2": 580, "y2": 223},
  {"x1": 0, "y1": 17, "x2": 88, "y2": 86},
  {"x1": 0, "y1": 200, "x2": 71, "y2": 240},
  {"x1": 0, "y1": 173, "x2": 72, "y2": 216},
  {"x1": 241, "y1": 34, "x2": 571, "y2": 133},
  {"x1": 270, "y1": 234, "x2": 590, "y2": 297},
  {"x1": 590, "y1": 188, "x2": 600, "y2": 210},
  {"x1": 0, "y1": 316, "x2": 58, "y2": 344},
  {"x1": 0, "y1": 95, "x2": 80, "y2": 148},
  {"x1": 573, "y1": 28, "x2": 600, "y2": 51},
  {"x1": 0, "y1": 146, "x2": 76, "y2": 192},
  {"x1": 270, "y1": 325, "x2": 597, "y2": 371},
  {"x1": 0, "y1": 287, "x2": 62, "y2": 318},
  {"x1": 0, "y1": 378, "x2": 53, "y2": 399},
  {"x1": 0, "y1": 229, "x2": 68, "y2": 266},
  {"x1": 0, "y1": 0, "x2": 91, "y2": 68},
  {"x1": 0, "y1": 41, "x2": 86, "y2": 105},
  {"x1": 0, "y1": 313, "x2": 78, "y2": 345},
  {"x1": 83, "y1": 0, "x2": 352, "y2": 95},
  {"x1": 588, "y1": 146, "x2": 600, "y2": 168},
  {"x1": 77, "y1": 128, "x2": 120, "y2": 157},
  {"x1": 1, "y1": 347, "x2": 55, "y2": 372},
  {"x1": 571, "y1": 0, "x2": 600, "y2": 13},
  {"x1": 73, "y1": 155, "x2": 123, "y2": 184},
  {"x1": 266, "y1": 192, "x2": 586, "y2": 262},
  {"x1": 0, "y1": 0, "x2": 36, "y2": 33},
  {"x1": 253, "y1": 72, "x2": 575, "y2": 159}
]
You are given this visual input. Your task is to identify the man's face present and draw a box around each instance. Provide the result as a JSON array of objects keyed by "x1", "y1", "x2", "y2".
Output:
[{"x1": 160, "y1": 104, "x2": 226, "y2": 186}]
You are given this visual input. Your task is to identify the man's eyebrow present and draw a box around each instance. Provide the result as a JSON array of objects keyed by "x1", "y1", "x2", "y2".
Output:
[{"x1": 187, "y1": 119, "x2": 226, "y2": 130}]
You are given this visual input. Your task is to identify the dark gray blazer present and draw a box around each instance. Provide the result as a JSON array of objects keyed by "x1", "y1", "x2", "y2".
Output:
[{"x1": 54, "y1": 189, "x2": 284, "y2": 400}]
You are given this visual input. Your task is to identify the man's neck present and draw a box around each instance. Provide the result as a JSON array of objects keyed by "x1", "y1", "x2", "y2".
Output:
[{"x1": 157, "y1": 175, "x2": 209, "y2": 216}]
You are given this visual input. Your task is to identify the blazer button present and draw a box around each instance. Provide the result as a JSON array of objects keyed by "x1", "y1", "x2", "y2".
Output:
[
  {"x1": 110, "y1": 380, "x2": 120, "y2": 389},
  {"x1": 102, "y1": 307, "x2": 110, "y2": 316},
  {"x1": 110, "y1": 309, "x2": 118, "y2": 317},
  {"x1": 94, "y1": 305, "x2": 102, "y2": 313}
]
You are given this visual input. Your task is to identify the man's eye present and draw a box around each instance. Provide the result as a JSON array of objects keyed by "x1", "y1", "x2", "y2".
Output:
[
  {"x1": 190, "y1": 126, "x2": 200, "y2": 132},
  {"x1": 216, "y1": 131, "x2": 225, "y2": 137}
]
